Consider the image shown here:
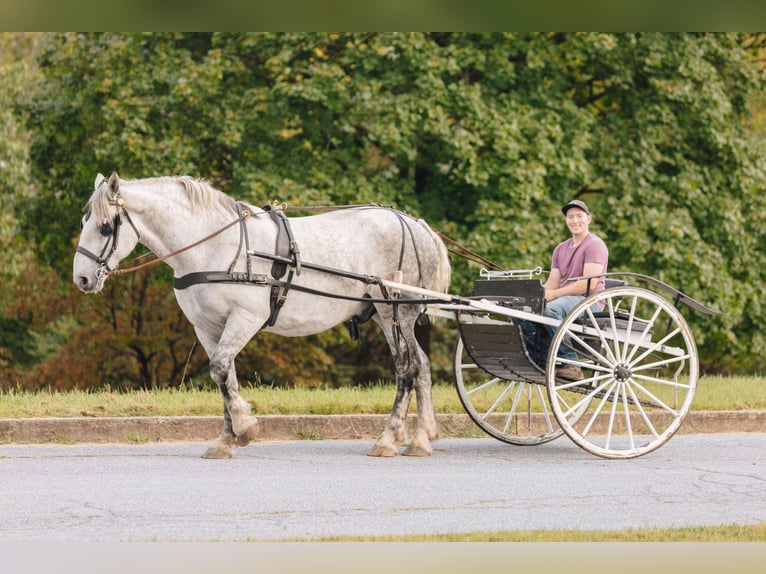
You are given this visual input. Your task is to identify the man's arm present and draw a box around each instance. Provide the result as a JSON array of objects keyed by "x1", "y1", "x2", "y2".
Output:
[
  {"x1": 544, "y1": 268, "x2": 561, "y2": 292},
  {"x1": 544, "y1": 262, "x2": 604, "y2": 301}
]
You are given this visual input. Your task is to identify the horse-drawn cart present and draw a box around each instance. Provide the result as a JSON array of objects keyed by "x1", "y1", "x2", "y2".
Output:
[
  {"x1": 385, "y1": 268, "x2": 724, "y2": 459},
  {"x1": 74, "y1": 173, "x2": 724, "y2": 460}
]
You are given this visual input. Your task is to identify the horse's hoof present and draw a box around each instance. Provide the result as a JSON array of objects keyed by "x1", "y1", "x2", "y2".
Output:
[
  {"x1": 368, "y1": 442, "x2": 398, "y2": 457},
  {"x1": 201, "y1": 445, "x2": 233, "y2": 459},
  {"x1": 403, "y1": 443, "x2": 432, "y2": 457},
  {"x1": 235, "y1": 418, "x2": 260, "y2": 447}
]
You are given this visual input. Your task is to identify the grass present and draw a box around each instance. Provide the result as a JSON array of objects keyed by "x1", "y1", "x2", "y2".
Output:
[
  {"x1": 281, "y1": 522, "x2": 766, "y2": 542},
  {"x1": 0, "y1": 375, "x2": 763, "y2": 419}
]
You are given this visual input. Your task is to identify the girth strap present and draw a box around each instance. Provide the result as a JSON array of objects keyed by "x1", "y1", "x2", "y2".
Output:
[
  {"x1": 173, "y1": 271, "x2": 269, "y2": 290},
  {"x1": 261, "y1": 204, "x2": 302, "y2": 328},
  {"x1": 263, "y1": 204, "x2": 301, "y2": 278},
  {"x1": 173, "y1": 206, "x2": 304, "y2": 330}
]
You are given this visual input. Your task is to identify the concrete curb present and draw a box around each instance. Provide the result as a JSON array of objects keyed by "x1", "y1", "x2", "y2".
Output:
[{"x1": 0, "y1": 411, "x2": 764, "y2": 445}]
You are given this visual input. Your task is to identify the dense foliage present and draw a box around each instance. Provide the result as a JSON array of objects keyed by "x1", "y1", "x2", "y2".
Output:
[{"x1": 2, "y1": 32, "x2": 765, "y2": 390}]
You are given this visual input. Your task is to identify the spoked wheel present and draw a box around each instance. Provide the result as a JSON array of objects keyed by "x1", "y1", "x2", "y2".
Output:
[
  {"x1": 546, "y1": 286, "x2": 698, "y2": 459},
  {"x1": 453, "y1": 335, "x2": 566, "y2": 445}
]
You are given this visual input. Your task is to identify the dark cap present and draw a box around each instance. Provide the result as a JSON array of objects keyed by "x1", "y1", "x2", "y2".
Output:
[{"x1": 561, "y1": 199, "x2": 590, "y2": 215}]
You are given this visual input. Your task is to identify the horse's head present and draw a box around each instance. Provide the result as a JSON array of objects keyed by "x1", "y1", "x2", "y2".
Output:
[{"x1": 73, "y1": 172, "x2": 141, "y2": 293}]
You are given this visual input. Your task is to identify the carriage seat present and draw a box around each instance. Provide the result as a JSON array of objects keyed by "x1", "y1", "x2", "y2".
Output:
[
  {"x1": 470, "y1": 278, "x2": 545, "y2": 315},
  {"x1": 460, "y1": 278, "x2": 547, "y2": 382}
]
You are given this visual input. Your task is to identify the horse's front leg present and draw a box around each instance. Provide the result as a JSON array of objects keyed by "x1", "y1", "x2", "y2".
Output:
[
  {"x1": 201, "y1": 361, "x2": 260, "y2": 459},
  {"x1": 197, "y1": 325, "x2": 260, "y2": 460}
]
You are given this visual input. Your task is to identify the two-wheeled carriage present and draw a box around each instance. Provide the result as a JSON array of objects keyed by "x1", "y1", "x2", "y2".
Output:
[
  {"x1": 403, "y1": 268, "x2": 724, "y2": 459},
  {"x1": 73, "y1": 174, "x2": 723, "y2": 460}
]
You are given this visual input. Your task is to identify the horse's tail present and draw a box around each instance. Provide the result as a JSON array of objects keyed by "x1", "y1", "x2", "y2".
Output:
[{"x1": 418, "y1": 219, "x2": 451, "y2": 294}]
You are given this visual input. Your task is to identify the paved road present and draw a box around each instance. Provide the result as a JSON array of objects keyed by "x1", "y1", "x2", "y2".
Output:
[{"x1": 1, "y1": 435, "x2": 764, "y2": 542}]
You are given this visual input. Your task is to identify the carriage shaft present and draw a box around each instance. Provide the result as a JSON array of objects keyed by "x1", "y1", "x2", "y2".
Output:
[{"x1": 433, "y1": 302, "x2": 686, "y2": 359}]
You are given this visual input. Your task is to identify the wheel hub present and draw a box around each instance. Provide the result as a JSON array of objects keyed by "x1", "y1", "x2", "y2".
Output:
[{"x1": 614, "y1": 364, "x2": 632, "y2": 381}]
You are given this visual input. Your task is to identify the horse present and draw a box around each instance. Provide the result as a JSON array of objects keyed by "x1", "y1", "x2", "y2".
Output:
[{"x1": 73, "y1": 173, "x2": 451, "y2": 459}]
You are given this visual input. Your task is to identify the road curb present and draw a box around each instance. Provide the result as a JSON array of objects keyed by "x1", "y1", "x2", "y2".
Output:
[{"x1": 0, "y1": 411, "x2": 764, "y2": 445}]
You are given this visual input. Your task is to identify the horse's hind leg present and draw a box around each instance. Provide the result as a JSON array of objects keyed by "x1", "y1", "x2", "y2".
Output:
[
  {"x1": 368, "y1": 309, "x2": 438, "y2": 458},
  {"x1": 368, "y1": 371, "x2": 412, "y2": 457},
  {"x1": 402, "y1": 326, "x2": 439, "y2": 457}
]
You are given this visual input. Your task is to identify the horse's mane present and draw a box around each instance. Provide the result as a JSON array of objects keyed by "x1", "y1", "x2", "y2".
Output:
[
  {"x1": 88, "y1": 175, "x2": 237, "y2": 221},
  {"x1": 170, "y1": 176, "x2": 238, "y2": 214}
]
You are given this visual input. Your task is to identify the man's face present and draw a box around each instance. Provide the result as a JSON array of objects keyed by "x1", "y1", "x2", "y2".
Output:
[{"x1": 565, "y1": 208, "x2": 591, "y2": 234}]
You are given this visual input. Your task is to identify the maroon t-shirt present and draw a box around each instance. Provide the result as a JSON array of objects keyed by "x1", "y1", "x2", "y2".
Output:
[{"x1": 551, "y1": 233, "x2": 609, "y2": 294}]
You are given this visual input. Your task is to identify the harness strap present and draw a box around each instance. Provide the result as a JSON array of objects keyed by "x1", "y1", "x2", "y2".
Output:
[
  {"x1": 261, "y1": 204, "x2": 302, "y2": 328},
  {"x1": 228, "y1": 202, "x2": 252, "y2": 278},
  {"x1": 263, "y1": 204, "x2": 302, "y2": 278},
  {"x1": 348, "y1": 294, "x2": 376, "y2": 342},
  {"x1": 172, "y1": 271, "x2": 447, "y2": 306},
  {"x1": 379, "y1": 282, "x2": 404, "y2": 367},
  {"x1": 173, "y1": 271, "x2": 269, "y2": 290},
  {"x1": 76, "y1": 245, "x2": 112, "y2": 271},
  {"x1": 170, "y1": 206, "x2": 445, "y2": 341}
]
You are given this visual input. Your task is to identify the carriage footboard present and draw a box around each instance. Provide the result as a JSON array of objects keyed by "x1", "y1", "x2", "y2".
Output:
[{"x1": 457, "y1": 319, "x2": 546, "y2": 384}]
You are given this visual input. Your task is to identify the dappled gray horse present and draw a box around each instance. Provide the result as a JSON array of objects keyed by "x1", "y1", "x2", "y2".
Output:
[{"x1": 73, "y1": 173, "x2": 451, "y2": 459}]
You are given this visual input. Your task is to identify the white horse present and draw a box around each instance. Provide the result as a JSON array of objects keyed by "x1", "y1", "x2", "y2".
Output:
[{"x1": 73, "y1": 173, "x2": 451, "y2": 459}]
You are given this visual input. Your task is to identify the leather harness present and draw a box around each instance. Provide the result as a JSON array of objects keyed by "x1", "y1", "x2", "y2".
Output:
[
  {"x1": 262, "y1": 203, "x2": 301, "y2": 328},
  {"x1": 173, "y1": 202, "x2": 302, "y2": 330},
  {"x1": 171, "y1": 204, "x2": 432, "y2": 337}
]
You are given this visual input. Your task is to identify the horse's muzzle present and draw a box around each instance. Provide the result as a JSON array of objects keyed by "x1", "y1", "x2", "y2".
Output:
[
  {"x1": 75, "y1": 274, "x2": 106, "y2": 294},
  {"x1": 76, "y1": 275, "x2": 95, "y2": 293}
]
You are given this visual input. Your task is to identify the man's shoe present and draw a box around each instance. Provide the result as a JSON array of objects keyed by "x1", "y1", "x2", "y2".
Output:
[{"x1": 555, "y1": 366, "x2": 583, "y2": 381}]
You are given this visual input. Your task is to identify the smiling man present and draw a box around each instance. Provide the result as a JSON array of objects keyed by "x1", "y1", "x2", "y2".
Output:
[{"x1": 525, "y1": 199, "x2": 609, "y2": 380}]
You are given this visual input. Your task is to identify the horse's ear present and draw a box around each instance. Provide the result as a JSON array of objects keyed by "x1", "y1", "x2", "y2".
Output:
[
  {"x1": 95, "y1": 173, "x2": 106, "y2": 189},
  {"x1": 107, "y1": 172, "x2": 120, "y2": 197}
]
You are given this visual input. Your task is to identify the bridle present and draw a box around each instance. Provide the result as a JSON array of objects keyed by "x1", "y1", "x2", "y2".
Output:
[
  {"x1": 77, "y1": 183, "x2": 254, "y2": 289},
  {"x1": 76, "y1": 191, "x2": 141, "y2": 291}
]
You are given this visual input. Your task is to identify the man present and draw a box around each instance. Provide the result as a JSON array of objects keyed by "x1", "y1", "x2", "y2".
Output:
[{"x1": 525, "y1": 199, "x2": 609, "y2": 380}]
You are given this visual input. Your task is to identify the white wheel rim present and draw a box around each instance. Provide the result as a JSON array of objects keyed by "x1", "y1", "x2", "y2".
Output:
[{"x1": 546, "y1": 287, "x2": 698, "y2": 459}]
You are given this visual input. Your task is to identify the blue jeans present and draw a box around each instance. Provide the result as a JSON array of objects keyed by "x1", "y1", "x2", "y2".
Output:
[{"x1": 522, "y1": 295, "x2": 601, "y2": 366}]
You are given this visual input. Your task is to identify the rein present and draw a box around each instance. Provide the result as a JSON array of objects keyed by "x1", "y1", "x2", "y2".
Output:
[
  {"x1": 100, "y1": 200, "x2": 502, "y2": 310},
  {"x1": 284, "y1": 203, "x2": 504, "y2": 271},
  {"x1": 435, "y1": 231, "x2": 503, "y2": 271},
  {"x1": 108, "y1": 208, "x2": 252, "y2": 277}
]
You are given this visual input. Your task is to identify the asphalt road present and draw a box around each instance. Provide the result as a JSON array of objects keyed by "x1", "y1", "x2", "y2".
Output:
[{"x1": 1, "y1": 434, "x2": 764, "y2": 542}]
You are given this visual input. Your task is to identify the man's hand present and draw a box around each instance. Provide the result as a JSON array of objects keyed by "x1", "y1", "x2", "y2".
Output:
[{"x1": 544, "y1": 288, "x2": 557, "y2": 301}]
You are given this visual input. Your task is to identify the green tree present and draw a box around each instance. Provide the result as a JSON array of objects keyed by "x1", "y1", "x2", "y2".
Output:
[
  {"x1": 13, "y1": 32, "x2": 766, "y2": 385},
  {"x1": 1, "y1": 33, "x2": 42, "y2": 379},
  {"x1": 0, "y1": 33, "x2": 39, "y2": 288}
]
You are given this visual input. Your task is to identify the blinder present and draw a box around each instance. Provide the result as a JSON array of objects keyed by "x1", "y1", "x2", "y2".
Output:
[
  {"x1": 76, "y1": 194, "x2": 138, "y2": 275},
  {"x1": 80, "y1": 207, "x2": 119, "y2": 238},
  {"x1": 99, "y1": 214, "x2": 119, "y2": 237}
]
